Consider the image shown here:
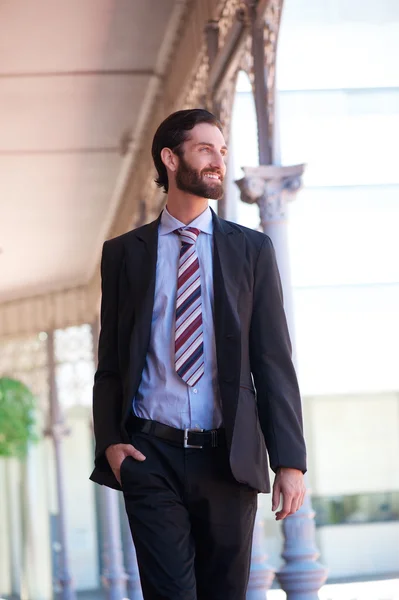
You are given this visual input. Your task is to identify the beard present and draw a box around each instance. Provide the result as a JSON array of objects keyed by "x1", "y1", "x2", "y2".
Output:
[{"x1": 175, "y1": 154, "x2": 224, "y2": 200}]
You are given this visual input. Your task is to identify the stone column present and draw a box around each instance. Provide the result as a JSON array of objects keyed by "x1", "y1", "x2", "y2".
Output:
[
  {"x1": 235, "y1": 164, "x2": 305, "y2": 349},
  {"x1": 90, "y1": 321, "x2": 128, "y2": 599},
  {"x1": 45, "y1": 330, "x2": 76, "y2": 600},
  {"x1": 120, "y1": 506, "x2": 143, "y2": 600},
  {"x1": 277, "y1": 491, "x2": 327, "y2": 600},
  {"x1": 236, "y1": 166, "x2": 328, "y2": 599},
  {"x1": 5, "y1": 457, "x2": 22, "y2": 598},
  {"x1": 20, "y1": 442, "x2": 53, "y2": 600},
  {"x1": 246, "y1": 502, "x2": 275, "y2": 599},
  {"x1": 99, "y1": 487, "x2": 128, "y2": 600}
]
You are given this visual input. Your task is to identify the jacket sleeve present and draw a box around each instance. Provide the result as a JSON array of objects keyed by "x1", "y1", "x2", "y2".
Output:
[
  {"x1": 249, "y1": 235, "x2": 307, "y2": 473},
  {"x1": 92, "y1": 240, "x2": 124, "y2": 470}
]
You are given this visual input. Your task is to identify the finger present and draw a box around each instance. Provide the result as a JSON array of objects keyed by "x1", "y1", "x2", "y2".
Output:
[
  {"x1": 127, "y1": 445, "x2": 146, "y2": 461},
  {"x1": 276, "y1": 493, "x2": 294, "y2": 521},
  {"x1": 272, "y1": 482, "x2": 281, "y2": 512},
  {"x1": 290, "y1": 496, "x2": 301, "y2": 515},
  {"x1": 297, "y1": 484, "x2": 308, "y2": 509},
  {"x1": 293, "y1": 489, "x2": 305, "y2": 513},
  {"x1": 294, "y1": 486, "x2": 307, "y2": 513},
  {"x1": 113, "y1": 468, "x2": 122, "y2": 486}
]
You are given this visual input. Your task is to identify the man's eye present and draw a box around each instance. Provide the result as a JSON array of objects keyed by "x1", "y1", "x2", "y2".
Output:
[{"x1": 200, "y1": 147, "x2": 209, "y2": 152}]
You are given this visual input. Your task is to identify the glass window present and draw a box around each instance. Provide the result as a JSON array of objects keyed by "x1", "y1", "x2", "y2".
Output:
[{"x1": 313, "y1": 491, "x2": 399, "y2": 526}]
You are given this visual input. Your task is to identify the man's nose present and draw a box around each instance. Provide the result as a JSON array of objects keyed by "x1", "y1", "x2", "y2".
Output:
[{"x1": 210, "y1": 152, "x2": 226, "y2": 173}]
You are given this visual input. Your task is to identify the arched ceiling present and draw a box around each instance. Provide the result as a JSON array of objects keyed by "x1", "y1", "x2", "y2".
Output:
[{"x1": 0, "y1": 0, "x2": 188, "y2": 303}]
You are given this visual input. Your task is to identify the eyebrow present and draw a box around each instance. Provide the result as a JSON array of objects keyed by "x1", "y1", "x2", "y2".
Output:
[{"x1": 195, "y1": 142, "x2": 228, "y2": 153}]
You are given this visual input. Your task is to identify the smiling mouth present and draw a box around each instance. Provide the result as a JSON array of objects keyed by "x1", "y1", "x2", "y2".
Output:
[{"x1": 203, "y1": 173, "x2": 222, "y2": 181}]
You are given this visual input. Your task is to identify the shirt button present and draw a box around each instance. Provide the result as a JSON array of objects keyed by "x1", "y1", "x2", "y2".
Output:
[{"x1": 193, "y1": 388, "x2": 198, "y2": 394}]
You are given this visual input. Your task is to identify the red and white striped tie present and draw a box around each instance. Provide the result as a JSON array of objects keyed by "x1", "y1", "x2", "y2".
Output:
[{"x1": 174, "y1": 227, "x2": 204, "y2": 387}]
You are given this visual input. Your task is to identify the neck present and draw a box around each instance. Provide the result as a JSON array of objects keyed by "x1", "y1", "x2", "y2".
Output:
[{"x1": 165, "y1": 190, "x2": 209, "y2": 225}]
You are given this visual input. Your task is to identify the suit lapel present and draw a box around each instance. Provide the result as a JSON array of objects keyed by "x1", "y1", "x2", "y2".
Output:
[
  {"x1": 212, "y1": 209, "x2": 244, "y2": 331},
  {"x1": 123, "y1": 213, "x2": 160, "y2": 408},
  {"x1": 211, "y1": 209, "x2": 245, "y2": 428},
  {"x1": 125, "y1": 214, "x2": 160, "y2": 314}
]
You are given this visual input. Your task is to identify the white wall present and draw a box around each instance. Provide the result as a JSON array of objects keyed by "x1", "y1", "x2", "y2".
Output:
[
  {"x1": 277, "y1": 0, "x2": 399, "y2": 91},
  {"x1": 275, "y1": 0, "x2": 399, "y2": 398},
  {"x1": 317, "y1": 522, "x2": 399, "y2": 578},
  {"x1": 293, "y1": 285, "x2": 399, "y2": 396},
  {"x1": 307, "y1": 393, "x2": 399, "y2": 495}
]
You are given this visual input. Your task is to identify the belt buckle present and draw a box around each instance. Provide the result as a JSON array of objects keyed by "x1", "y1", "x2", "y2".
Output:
[{"x1": 184, "y1": 428, "x2": 204, "y2": 449}]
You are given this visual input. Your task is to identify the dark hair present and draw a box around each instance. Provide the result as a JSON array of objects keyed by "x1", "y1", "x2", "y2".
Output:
[{"x1": 151, "y1": 109, "x2": 223, "y2": 193}]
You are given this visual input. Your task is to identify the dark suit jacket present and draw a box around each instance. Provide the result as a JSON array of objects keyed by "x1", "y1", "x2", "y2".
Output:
[{"x1": 90, "y1": 208, "x2": 306, "y2": 493}]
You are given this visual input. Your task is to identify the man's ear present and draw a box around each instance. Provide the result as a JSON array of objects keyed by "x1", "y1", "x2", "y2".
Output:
[{"x1": 160, "y1": 147, "x2": 179, "y2": 173}]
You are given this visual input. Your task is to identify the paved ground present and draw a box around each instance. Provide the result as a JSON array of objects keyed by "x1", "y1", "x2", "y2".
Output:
[
  {"x1": 77, "y1": 593, "x2": 105, "y2": 600},
  {"x1": 268, "y1": 579, "x2": 399, "y2": 600},
  {"x1": 78, "y1": 579, "x2": 399, "y2": 600},
  {"x1": 2, "y1": 578, "x2": 395, "y2": 600}
]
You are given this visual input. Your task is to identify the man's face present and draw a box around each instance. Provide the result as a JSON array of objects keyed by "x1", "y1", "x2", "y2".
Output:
[{"x1": 174, "y1": 122, "x2": 227, "y2": 200}]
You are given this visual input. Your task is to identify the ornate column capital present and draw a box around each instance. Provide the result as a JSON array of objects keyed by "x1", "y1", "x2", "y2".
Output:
[{"x1": 235, "y1": 163, "x2": 305, "y2": 226}]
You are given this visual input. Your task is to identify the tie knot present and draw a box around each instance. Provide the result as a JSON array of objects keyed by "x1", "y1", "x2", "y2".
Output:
[{"x1": 175, "y1": 227, "x2": 200, "y2": 245}]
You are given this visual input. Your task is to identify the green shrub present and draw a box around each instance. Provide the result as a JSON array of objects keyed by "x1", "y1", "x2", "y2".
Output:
[{"x1": 0, "y1": 377, "x2": 38, "y2": 458}]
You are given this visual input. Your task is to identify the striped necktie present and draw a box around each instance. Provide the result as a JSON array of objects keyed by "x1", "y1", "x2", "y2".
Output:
[{"x1": 174, "y1": 227, "x2": 204, "y2": 387}]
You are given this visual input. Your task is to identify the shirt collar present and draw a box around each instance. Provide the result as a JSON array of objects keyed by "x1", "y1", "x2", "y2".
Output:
[{"x1": 159, "y1": 205, "x2": 213, "y2": 236}]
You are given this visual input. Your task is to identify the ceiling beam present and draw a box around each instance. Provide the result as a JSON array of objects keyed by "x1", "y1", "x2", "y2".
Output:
[
  {"x1": 0, "y1": 148, "x2": 119, "y2": 156},
  {"x1": 0, "y1": 69, "x2": 155, "y2": 79}
]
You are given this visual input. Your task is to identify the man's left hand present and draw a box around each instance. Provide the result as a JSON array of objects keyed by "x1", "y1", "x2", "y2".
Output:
[{"x1": 272, "y1": 468, "x2": 306, "y2": 521}]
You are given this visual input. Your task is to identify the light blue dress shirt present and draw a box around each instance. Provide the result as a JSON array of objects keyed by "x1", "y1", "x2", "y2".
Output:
[{"x1": 133, "y1": 206, "x2": 223, "y2": 430}]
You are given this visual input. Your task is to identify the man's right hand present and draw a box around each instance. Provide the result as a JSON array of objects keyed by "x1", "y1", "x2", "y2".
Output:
[{"x1": 105, "y1": 443, "x2": 146, "y2": 485}]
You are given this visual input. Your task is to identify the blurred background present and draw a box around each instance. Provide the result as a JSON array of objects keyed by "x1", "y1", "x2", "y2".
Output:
[{"x1": 0, "y1": 0, "x2": 398, "y2": 599}]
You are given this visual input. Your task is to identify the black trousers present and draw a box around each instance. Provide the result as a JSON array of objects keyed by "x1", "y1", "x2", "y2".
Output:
[{"x1": 120, "y1": 430, "x2": 258, "y2": 600}]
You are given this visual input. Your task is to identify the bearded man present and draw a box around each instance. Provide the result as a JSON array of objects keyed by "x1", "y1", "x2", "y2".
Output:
[{"x1": 91, "y1": 109, "x2": 307, "y2": 600}]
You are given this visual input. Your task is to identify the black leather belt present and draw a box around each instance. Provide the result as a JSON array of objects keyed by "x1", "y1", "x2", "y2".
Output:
[{"x1": 126, "y1": 414, "x2": 225, "y2": 449}]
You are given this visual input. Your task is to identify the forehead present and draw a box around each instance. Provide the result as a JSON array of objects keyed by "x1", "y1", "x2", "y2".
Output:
[{"x1": 186, "y1": 122, "x2": 226, "y2": 147}]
